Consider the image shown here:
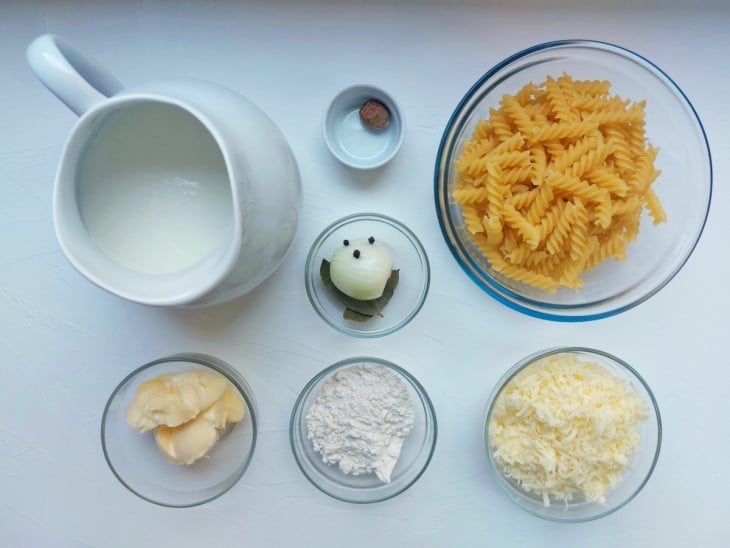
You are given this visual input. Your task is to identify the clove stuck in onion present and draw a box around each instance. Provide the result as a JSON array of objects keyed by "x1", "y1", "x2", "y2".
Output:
[{"x1": 329, "y1": 237, "x2": 393, "y2": 300}]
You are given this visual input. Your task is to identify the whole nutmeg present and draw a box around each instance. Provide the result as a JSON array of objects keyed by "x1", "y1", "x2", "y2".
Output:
[{"x1": 359, "y1": 99, "x2": 390, "y2": 130}]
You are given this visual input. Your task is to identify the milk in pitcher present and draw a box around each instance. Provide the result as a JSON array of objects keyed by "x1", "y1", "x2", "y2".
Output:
[{"x1": 77, "y1": 102, "x2": 233, "y2": 275}]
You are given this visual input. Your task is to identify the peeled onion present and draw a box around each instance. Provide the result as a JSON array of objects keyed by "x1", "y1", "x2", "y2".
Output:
[{"x1": 329, "y1": 238, "x2": 393, "y2": 300}]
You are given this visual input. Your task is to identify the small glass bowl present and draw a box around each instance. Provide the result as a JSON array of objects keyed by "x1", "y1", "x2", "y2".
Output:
[
  {"x1": 484, "y1": 347, "x2": 661, "y2": 522},
  {"x1": 290, "y1": 357, "x2": 437, "y2": 503},
  {"x1": 305, "y1": 213, "x2": 430, "y2": 338},
  {"x1": 101, "y1": 353, "x2": 258, "y2": 508}
]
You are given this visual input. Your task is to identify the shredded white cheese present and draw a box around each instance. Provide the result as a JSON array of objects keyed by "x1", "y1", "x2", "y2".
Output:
[{"x1": 488, "y1": 354, "x2": 648, "y2": 506}]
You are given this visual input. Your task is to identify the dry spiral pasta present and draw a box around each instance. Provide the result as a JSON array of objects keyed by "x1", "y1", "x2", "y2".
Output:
[{"x1": 453, "y1": 74, "x2": 666, "y2": 291}]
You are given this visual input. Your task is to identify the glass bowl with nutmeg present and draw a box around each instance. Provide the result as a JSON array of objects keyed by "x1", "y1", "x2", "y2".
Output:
[{"x1": 322, "y1": 84, "x2": 405, "y2": 169}]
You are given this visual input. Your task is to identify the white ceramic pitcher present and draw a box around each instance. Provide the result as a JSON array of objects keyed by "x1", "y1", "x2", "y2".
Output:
[{"x1": 27, "y1": 34, "x2": 302, "y2": 307}]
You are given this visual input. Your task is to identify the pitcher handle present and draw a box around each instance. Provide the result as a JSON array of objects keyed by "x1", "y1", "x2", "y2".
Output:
[{"x1": 26, "y1": 34, "x2": 124, "y2": 117}]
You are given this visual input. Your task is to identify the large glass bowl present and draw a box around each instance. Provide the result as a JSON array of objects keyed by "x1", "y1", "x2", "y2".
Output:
[
  {"x1": 484, "y1": 347, "x2": 661, "y2": 522},
  {"x1": 435, "y1": 40, "x2": 712, "y2": 321}
]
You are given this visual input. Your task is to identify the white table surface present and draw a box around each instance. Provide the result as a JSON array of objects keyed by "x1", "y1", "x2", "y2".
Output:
[{"x1": 1, "y1": 1, "x2": 728, "y2": 546}]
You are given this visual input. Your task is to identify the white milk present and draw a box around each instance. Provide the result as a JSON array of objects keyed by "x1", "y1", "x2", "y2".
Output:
[{"x1": 77, "y1": 103, "x2": 233, "y2": 275}]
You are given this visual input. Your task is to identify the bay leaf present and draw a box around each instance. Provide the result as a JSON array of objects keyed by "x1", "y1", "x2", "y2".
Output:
[
  {"x1": 320, "y1": 259, "x2": 399, "y2": 321},
  {"x1": 343, "y1": 308, "x2": 373, "y2": 322}
]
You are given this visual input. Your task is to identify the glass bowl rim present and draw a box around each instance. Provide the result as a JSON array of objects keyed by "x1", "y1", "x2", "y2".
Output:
[
  {"x1": 101, "y1": 352, "x2": 259, "y2": 508},
  {"x1": 304, "y1": 212, "x2": 431, "y2": 338},
  {"x1": 483, "y1": 346, "x2": 663, "y2": 522},
  {"x1": 289, "y1": 355, "x2": 438, "y2": 503},
  {"x1": 434, "y1": 38, "x2": 713, "y2": 322}
]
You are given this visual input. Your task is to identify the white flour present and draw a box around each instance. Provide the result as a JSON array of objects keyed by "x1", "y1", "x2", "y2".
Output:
[{"x1": 305, "y1": 364, "x2": 415, "y2": 483}]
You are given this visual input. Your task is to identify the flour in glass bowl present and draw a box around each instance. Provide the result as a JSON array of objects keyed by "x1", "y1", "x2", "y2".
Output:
[{"x1": 305, "y1": 364, "x2": 415, "y2": 483}]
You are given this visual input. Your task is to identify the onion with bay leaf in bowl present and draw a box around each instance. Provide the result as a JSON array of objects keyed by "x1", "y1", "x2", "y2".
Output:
[
  {"x1": 320, "y1": 235, "x2": 399, "y2": 322},
  {"x1": 305, "y1": 213, "x2": 430, "y2": 338}
]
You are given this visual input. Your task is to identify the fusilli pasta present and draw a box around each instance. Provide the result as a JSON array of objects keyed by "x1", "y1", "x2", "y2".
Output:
[{"x1": 452, "y1": 73, "x2": 666, "y2": 291}]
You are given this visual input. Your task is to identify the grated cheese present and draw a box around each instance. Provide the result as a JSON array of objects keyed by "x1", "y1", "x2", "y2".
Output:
[{"x1": 488, "y1": 354, "x2": 648, "y2": 506}]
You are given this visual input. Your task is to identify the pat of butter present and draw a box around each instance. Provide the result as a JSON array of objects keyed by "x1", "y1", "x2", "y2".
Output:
[
  {"x1": 200, "y1": 384, "x2": 245, "y2": 428},
  {"x1": 154, "y1": 413, "x2": 219, "y2": 465},
  {"x1": 126, "y1": 370, "x2": 229, "y2": 432},
  {"x1": 153, "y1": 385, "x2": 245, "y2": 465},
  {"x1": 127, "y1": 369, "x2": 245, "y2": 465}
]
